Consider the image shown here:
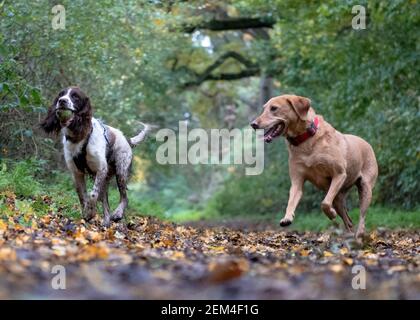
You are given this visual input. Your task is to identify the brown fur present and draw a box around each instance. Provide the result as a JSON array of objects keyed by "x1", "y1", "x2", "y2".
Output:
[
  {"x1": 251, "y1": 94, "x2": 378, "y2": 238},
  {"x1": 41, "y1": 87, "x2": 93, "y2": 142}
]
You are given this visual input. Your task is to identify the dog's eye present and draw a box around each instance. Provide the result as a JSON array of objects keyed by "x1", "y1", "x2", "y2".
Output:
[
  {"x1": 71, "y1": 93, "x2": 79, "y2": 101},
  {"x1": 270, "y1": 106, "x2": 278, "y2": 112}
]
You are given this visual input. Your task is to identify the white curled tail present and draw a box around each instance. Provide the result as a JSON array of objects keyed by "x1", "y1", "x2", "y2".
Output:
[{"x1": 129, "y1": 122, "x2": 151, "y2": 148}]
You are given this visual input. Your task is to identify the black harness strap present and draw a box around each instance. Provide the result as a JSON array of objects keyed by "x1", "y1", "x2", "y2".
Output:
[
  {"x1": 72, "y1": 126, "x2": 94, "y2": 175},
  {"x1": 98, "y1": 120, "x2": 113, "y2": 162}
]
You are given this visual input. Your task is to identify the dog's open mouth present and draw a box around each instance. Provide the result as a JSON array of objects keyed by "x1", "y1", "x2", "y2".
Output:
[{"x1": 264, "y1": 122, "x2": 285, "y2": 143}]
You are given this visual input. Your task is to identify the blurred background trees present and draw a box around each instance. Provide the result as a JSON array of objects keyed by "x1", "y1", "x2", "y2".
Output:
[{"x1": 1, "y1": 0, "x2": 419, "y2": 219}]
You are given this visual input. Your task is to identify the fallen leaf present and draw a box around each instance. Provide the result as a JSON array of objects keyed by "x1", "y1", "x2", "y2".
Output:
[
  {"x1": 323, "y1": 251, "x2": 334, "y2": 257},
  {"x1": 0, "y1": 247, "x2": 16, "y2": 261},
  {"x1": 300, "y1": 249, "x2": 310, "y2": 257},
  {"x1": 207, "y1": 259, "x2": 249, "y2": 283},
  {"x1": 86, "y1": 230, "x2": 102, "y2": 242},
  {"x1": 316, "y1": 234, "x2": 330, "y2": 243},
  {"x1": 0, "y1": 220, "x2": 7, "y2": 231},
  {"x1": 330, "y1": 264, "x2": 344, "y2": 273},
  {"x1": 52, "y1": 245, "x2": 67, "y2": 257},
  {"x1": 114, "y1": 231, "x2": 125, "y2": 240},
  {"x1": 171, "y1": 251, "x2": 185, "y2": 260},
  {"x1": 387, "y1": 265, "x2": 407, "y2": 274},
  {"x1": 339, "y1": 247, "x2": 349, "y2": 255},
  {"x1": 79, "y1": 244, "x2": 110, "y2": 261},
  {"x1": 208, "y1": 246, "x2": 225, "y2": 252}
]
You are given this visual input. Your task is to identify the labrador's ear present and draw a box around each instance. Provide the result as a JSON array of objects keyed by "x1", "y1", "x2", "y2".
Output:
[
  {"x1": 286, "y1": 95, "x2": 311, "y2": 121},
  {"x1": 40, "y1": 96, "x2": 61, "y2": 134}
]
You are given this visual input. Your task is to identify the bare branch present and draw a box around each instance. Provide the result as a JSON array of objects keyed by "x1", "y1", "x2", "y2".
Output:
[
  {"x1": 183, "y1": 17, "x2": 276, "y2": 33},
  {"x1": 180, "y1": 51, "x2": 260, "y2": 87}
]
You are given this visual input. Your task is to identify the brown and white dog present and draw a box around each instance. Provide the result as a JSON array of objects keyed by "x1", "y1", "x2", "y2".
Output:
[
  {"x1": 251, "y1": 95, "x2": 378, "y2": 238},
  {"x1": 41, "y1": 87, "x2": 150, "y2": 226}
]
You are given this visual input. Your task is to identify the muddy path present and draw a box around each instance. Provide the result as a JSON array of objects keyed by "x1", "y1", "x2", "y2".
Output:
[{"x1": 0, "y1": 212, "x2": 419, "y2": 299}]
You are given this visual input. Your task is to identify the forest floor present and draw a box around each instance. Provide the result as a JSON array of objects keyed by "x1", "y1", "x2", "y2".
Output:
[{"x1": 0, "y1": 191, "x2": 419, "y2": 299}]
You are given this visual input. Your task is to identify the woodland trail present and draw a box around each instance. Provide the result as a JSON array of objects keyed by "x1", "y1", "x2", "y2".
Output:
[{"x1": 0, "y1": 195, "x2": 419, "y2": 299}]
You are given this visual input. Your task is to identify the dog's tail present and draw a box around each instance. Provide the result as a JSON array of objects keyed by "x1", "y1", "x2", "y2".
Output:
[{"x1": 128, "y1": 122, "x2": 153, "y2": 148}]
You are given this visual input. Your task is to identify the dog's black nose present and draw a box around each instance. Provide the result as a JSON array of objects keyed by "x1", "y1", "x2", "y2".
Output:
[
  {"x1": 250, "y1": 121, "x2": 259, "y2": 130},
  {"x1": 58, "y1": 99, "x2": 68, "y2": 108}
]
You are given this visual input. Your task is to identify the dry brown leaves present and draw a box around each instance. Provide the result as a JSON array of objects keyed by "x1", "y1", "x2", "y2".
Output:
[{"x1": 0, "y1": 192, "x2": 419, "y2": 299}]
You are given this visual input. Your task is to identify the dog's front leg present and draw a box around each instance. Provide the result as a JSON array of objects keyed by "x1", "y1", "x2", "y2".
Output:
[
  {"x1": 84, "y1": 167, "x2": 108, "y2": 221},
  {"x1": 280, "y1": 175, "x2": 304, "y2": 227},
  {"x1": 73, "y1": 171, "x2": 87, "y2": 209},
  {"x1": 321, "y1": 172, "x2": 347, "y2": 220},
  {"x1": 99, "y1": 179, "x2": 111, "y2": 228}
]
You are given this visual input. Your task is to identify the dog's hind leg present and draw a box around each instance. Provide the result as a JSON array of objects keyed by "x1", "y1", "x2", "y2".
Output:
[
  {"x1": 111, "y1": 153, "x2": 132, "y2": 222},
  {"x1": 355, "y1": 149, "x2": 378, "y2": 239},
  {"x1": 355, "y1": 177, "x2": 373, "y2": 239},
  {"x1": 111, "y1": 173, "x2": 128, "y2": 222},
  {"x1": 333, "y1": 191, "x2": 353, "y2": 232}
]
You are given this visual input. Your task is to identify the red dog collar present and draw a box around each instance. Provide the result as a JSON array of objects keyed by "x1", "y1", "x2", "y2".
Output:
[{"x1": 287, "y1": 117, "x2": 319, "y2": 146}]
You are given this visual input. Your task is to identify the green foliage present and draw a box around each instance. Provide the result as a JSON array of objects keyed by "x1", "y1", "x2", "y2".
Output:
[
  {"x1": 0, "y1": 159, "x2": 43, "y2": 196},
  {"x1": 0, "y1": 158, "x2": 81, "y2": 218},
  {"x1": 1, "y1": 1, "x2": 419, "y2": 222}
]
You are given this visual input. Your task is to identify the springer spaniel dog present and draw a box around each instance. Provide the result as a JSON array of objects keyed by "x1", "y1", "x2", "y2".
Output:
[{"x1": 41, "y1": 86, "x2": 150, "y2": 226}]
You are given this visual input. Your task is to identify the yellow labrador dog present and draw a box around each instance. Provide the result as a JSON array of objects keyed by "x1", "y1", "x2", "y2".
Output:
[{"x1": 251, "y1": 95, "x2": 378, "y2": 238}]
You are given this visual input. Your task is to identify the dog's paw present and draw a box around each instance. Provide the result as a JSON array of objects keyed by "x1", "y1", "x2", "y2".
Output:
[
  {"x1": 279, "y1": 218, "x2": 292, "y2": 227},
  {"x1": 103, "y1": 217, "x2": 111, "y2": 228},
  {"x1": 83, "y1": 210, "x2": 96, "y2": 222},
  {"x1": 110, "y1": 210, "x2": 123, "y2": 222},
  {"x1": 321, "y1": 202, "x2": 337, "y2": 220},
  {"x1": 355, "y1": 226, "x2": 366, "y2": 240},
  {"x1": 110, "y1": 215, "x2": 123, "y2": 222},
  {"x1": 83, "y1": 201, "x2": 97, "y2": 221}
]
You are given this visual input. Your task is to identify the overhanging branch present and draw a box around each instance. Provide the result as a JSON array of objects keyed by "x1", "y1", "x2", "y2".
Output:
[
  {"x1": 204, "y1": 68, "x2": 260, "y2": 81},
  {"x1": 177, "y1": 15, "x2": 276, "y2": 87},
  {"x1": 183, "y1": 16, "x2": 276, "y2": 33},
  {"x1": 181, "y1": 51, "x2": 260, "y2": 87}
]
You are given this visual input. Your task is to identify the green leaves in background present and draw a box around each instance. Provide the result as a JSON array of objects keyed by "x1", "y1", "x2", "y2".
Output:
[{"x1": 1, "y1": 1, "x2": 419, "y2": 217}]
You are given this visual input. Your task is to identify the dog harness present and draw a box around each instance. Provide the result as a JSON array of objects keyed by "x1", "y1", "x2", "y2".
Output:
[
  {"x1": 99, "y1": 120, "x2": 115, "y2": 163},
  {"x1": 287, "y1": 117, "x2": 319, "y2": 146},
  {"x1": 71, "y1": 120, "x2": 114, "y2": 175},
  {"x1": 72, "y1": 126, "x2": 94, "y2": 175}
]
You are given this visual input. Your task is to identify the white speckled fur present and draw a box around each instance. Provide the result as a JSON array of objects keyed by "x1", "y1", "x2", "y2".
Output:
[
  {"x1": 42, "y1": 87, "x2": 150, "y2": 227},
  {"x1": 62, "y1": 118, "x2": 109, "y2": 173}
]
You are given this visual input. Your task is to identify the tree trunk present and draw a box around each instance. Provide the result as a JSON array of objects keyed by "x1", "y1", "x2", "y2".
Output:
[{"x1": 259, "y1": 75, "x2": 273, "y2": 107}]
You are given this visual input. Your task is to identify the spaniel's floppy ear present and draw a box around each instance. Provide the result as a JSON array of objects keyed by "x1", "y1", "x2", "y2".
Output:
[
  {"x1": 67, "y1": 94, "x2": 93, "y2": 137},
  {"x1": 286, "y1": 95, "x2": 311, "y2": 121},
  {"x1": 40, "y1": 96, "x2": 61, "y2": 134},
  {"x1": 79, "y1": 96, "x2": 93, "y2": 116}
]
